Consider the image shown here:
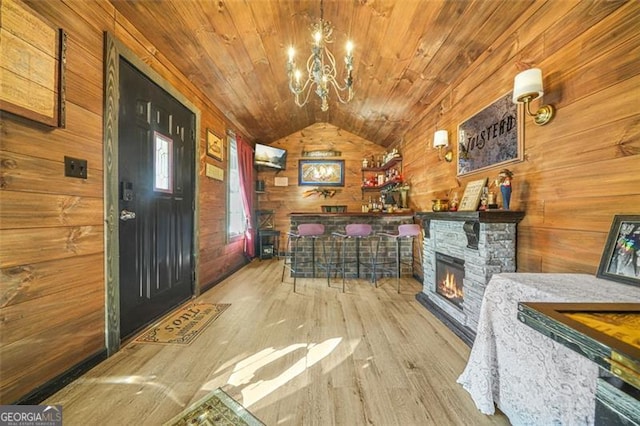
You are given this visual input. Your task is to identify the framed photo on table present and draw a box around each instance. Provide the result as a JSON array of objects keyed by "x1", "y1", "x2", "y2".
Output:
[
  {"x1": 458, "y1": 178, "x2": 487, "y2": 211},
  {"x1": 596, "y1": 215, "x2": 640, "y2": 288},
  {"x1": 206, "y1": 129, "x2": 223, "y2": 161}
]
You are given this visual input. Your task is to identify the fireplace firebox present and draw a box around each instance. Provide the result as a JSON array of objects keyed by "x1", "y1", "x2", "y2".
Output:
[{"x1": 435, "y1": 252, "x2": 464, "y2": 309}]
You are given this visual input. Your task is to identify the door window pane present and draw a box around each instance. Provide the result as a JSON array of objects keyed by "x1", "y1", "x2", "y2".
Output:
[{"x1": 154, "y1": 131, "x2": 173, "y2": 193}]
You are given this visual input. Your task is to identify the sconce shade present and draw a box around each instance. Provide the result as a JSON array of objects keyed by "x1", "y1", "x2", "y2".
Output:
[
  {"x1": 433, "y1": 130, "x2": 449, "y2": 148},
  {"x1": 513, "y1": 68, "x2": 543, "y2": 103}
]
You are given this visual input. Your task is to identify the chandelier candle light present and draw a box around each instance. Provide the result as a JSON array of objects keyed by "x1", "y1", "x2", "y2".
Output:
[{"x1": 286, "y1": 0, "x2": 354, "y2": 111}]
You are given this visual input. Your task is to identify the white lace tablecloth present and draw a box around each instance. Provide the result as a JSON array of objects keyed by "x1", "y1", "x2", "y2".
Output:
[{"x1": 457, "y1": 273, "x2": 640, "y2": 426}]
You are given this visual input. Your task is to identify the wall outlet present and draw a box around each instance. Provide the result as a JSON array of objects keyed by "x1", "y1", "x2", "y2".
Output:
[{"x1": 64, "y1": 156, "x2": 88, "y2": 179}]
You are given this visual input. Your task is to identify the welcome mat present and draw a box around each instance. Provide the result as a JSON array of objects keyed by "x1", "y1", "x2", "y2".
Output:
[
  {"x1": 164, "y1": 387, "x2": 265, "y2": 426},
  {"x1": 135, "y1": 303, "x2": 230, "y2": 345}
]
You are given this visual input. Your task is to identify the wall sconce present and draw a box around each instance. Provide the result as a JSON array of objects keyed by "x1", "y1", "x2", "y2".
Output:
[
  {"x1": 433, "y1": 130, "x2": 453, "y2": 162},
  {"x1": 512, "y1": 68, "x2": 555, "y2": 126}
]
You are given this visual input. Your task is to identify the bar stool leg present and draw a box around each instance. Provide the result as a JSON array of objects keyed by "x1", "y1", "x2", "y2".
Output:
[
  {"x1": 367, "y1": 237, "x2": 376, "y2": 285},
  {"x1": 355, "y1": 238, "x2": 361, "y2": 278},
  {"x1": 323, "y1": 236, "x2": 331, "y2": 287},
  {"x1": 293, "y1": 237, "x2": 299, "y2": 293},
  {"x1": 341, "y1": 237, "x2": 347, "y2": 293},
  {"x1": 281, "y1": 234, "x2": 288, "y2": 283},
  {"x1": 311, "y1": 238, "x2": 316, "y2": 278},
  {"x1": 374, "y1": 236, "x2": 382, "y2": 288},
  {"x1": 396, "y1": 237, "x2": 402, "y2": 293}
]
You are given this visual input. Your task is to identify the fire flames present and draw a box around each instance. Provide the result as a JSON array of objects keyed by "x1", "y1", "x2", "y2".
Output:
[{"x1": 438, "y1": 271, "x2": 463, "y2": 300}]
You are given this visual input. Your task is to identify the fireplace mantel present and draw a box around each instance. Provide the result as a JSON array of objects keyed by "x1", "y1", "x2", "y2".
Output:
[
  {"x1": 415, "y1": 210, "x2": 525, "y2": 223},
  {"x1": 415, "y1": 211, "x2": 524, "y2": 248},
  {"x1": 415, "y1": 211, "x2": 525, "y2": 345}
]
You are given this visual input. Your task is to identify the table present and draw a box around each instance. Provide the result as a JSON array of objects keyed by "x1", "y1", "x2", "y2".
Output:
[{"x1": 457, "y1": 273, "x2": 640, "y2": 425}]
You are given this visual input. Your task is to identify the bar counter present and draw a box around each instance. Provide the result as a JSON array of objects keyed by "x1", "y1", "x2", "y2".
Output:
[{"x1": 287, "y1": 211, "x2": 418, "y2": 279}]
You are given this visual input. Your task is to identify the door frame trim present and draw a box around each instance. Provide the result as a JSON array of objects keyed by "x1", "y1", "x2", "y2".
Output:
[{"x1": 103, "y1": 33, "x2": 201, "y2": 355}]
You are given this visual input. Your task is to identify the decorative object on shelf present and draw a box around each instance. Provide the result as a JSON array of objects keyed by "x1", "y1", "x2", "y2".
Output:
[
  {"x1": 256, "y1": 180, "x2": 265, "y2": 192},
  {"x1": 449, "y1": 192, "x2": 459, "y2": 211},
  {"x1": 513, "y1": 68, "x2": 555, "y2": 126},
  {"x1": 395, "y1": 182, "x2": 410, "y2": 209},
  {"x1": 303, "y1": 187, "x2": 336, "y2": 198},
  {"x1": 457, "y1": 92, "x2": 523, "y2": 176},
  {"x1": 432, "y1": 199, "x2": 449, "y2": 212},
  {"x1": 361, "y1": 155, "x2": 403, "y2": 193},
  {"x1": 298, "y1": 159, "x2": 344, "y2": 186},
  {"x1": 433, "y1": 130, "x2": 453, "y2": 162},
  {"x1": 495, "y1": 168, "x2": 513, "y2": 210},
  {"x1": 458, "y1": 178, "x2": 488, "y2": 211},
  {"x1": 302, "y1": 149, "x2": 342, "y2": 157},
  {"x1": 596, "y1": 214, "x2": 640, "y2": 288},
  {"x1": 286, "y1": 0, "x2": 354, "y2": 111},
  {"x1": 206, "y1": 128, "x2": 224, "y2": 161}
]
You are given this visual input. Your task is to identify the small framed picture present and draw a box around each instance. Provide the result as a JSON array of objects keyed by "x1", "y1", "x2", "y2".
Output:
[
  {"x1": 596, "y1": 215, "x2": 640, "y2": 288},
  {"x1": 458, "y1": 178, "x2": 487, "y2": 211},
  {"x1": 206, "y1": 129, "x2": 223, "y2": 161}
]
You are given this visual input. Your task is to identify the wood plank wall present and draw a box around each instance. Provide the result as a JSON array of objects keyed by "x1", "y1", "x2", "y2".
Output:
[
  {"x1": 0, "y1": 0, "x2": 245, "y2": 403},
  {"x1": 261, "y1": 2, "x2": 640, "y2": 279},
  {"x1": 398, "y1": 1, "x2": 640, "y2": 277},
  {"x1": 256, "y1": 122, "x2": 386, "y2": 247}
]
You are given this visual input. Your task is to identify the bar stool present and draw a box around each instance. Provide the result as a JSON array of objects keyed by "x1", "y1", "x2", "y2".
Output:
[
  {"x1": 331, "y1": 224, "x2": 375, "y2": 293},
  {"x1": 281, "y1": 223, "x2": 329, "y2": 292},
  {"x1": 375, "y1": 224, "x2": 422, "y2": 293}
]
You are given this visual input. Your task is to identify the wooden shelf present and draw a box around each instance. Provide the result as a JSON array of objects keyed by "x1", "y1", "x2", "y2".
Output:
[
  {"x1": 361, "y1": 179, "x2": 403, "y2": 191},
  {"x1": 361, "y1": 156, "x2": 402, "y2": 172}
]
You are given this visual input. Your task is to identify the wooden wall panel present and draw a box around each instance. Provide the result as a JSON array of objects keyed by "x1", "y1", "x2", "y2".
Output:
[
  {"x1": 0, "y1": 254, "x2": 103, "y2": 308},
  {"x1": 403, "y1": 2, "x2": 640, "y2": 281},
  {"x1": 0, "y1": 0, "x2": 247, "y2": 404},
  {"x1": 0, "y1": 116, "x2": 103, "y2": 167},
  {"x1": 1, "y1": 314, "x2": 104, "y2": 404}
]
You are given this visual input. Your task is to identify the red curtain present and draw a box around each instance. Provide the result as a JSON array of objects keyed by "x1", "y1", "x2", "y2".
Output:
[{"x1": 237, "y1": 135, "x2": 255, "y2": 258}]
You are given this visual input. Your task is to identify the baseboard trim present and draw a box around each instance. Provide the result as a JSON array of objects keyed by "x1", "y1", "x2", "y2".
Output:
[
  {"x1": 14, "y1": 349, "x2": 108, "y2": 405},
  {"x1": 415, "y1": 292, "x2": 475, "y2": 347},
  {"x1": 201, "y1": 258, "x2": 250, "y2": 293}
]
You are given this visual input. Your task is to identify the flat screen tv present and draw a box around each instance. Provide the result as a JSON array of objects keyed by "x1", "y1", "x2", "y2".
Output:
[{"x1": 254, "y1": 143, "x2": 287, "y2": 170}]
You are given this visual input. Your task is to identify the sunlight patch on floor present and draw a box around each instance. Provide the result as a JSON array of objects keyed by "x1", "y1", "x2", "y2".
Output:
[
  {"x1": 73, "y1": 375, "x2": 184, "y2": 405},
  {"x1": 223, "y1": 337, "x2": 344, "y2": 407}
]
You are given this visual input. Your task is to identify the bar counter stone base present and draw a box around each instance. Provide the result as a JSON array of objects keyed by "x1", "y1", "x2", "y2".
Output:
[{"x1": 287, "y1": 212, "x2": 417, "y2": 279}]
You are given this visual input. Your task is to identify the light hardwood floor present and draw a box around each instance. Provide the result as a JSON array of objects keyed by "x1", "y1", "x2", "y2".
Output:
[{"x1": 46, "y1": 260, "x2": 508, "y2": 425}]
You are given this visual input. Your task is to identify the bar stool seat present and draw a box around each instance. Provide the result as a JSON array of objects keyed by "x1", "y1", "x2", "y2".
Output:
[
  {"x1": 375, "y1": 224, "x2": 422, "y2": 293},
  {"x1": 331, "y1": 223, "x2": 375, "y2": 293},
  {"x1": 281, "y1": 223, "x2": 329, "y2": 292}
]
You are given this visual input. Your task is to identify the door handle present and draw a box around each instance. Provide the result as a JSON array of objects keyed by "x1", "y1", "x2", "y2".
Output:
[{"x1": 120, "y1": 209, "x2": 137, "y2": 221}]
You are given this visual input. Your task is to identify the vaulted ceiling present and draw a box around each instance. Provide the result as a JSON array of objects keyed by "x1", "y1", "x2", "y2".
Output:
[{"x1": 111, "y1": 0, "x2": 537, "y2": 147}]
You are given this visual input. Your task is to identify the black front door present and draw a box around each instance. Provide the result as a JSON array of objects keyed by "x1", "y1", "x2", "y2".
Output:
[{"x1": 118, "y1": 59, "x2": 194, "y2": 339}]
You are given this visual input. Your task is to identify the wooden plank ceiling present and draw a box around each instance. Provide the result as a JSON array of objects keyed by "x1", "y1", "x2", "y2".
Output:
[{"x1": 110, "y1": 0, "x2": 536, "y2": 147}]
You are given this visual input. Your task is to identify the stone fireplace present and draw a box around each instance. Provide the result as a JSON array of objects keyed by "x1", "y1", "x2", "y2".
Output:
[{"x1": 414, "y1": 211, "x2": 524, "y2": 345}]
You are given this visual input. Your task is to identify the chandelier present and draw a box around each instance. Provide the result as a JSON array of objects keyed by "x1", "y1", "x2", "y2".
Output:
[{"x1": 286, "y1": 0, "x2": 354, "y2": 111}]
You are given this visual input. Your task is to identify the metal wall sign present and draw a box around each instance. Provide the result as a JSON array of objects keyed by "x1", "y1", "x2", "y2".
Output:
[{"x1": 457, "y1": 92, "x2": 523, "y2": 176}]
